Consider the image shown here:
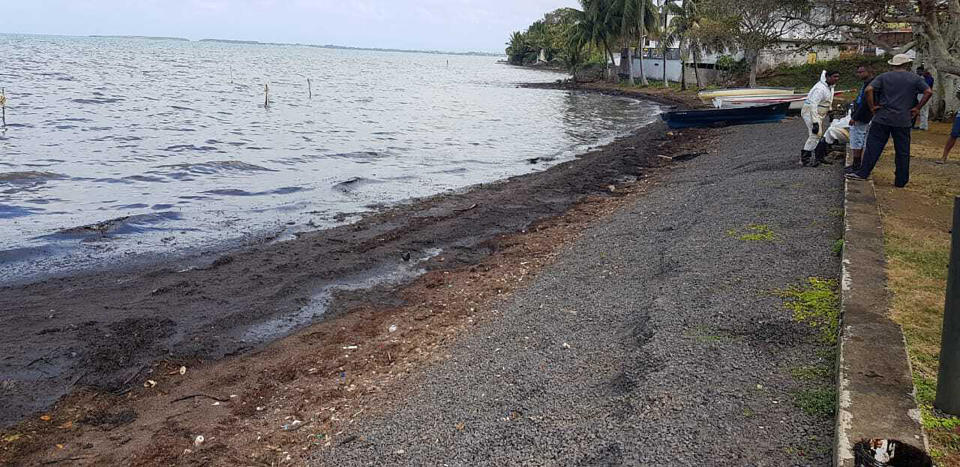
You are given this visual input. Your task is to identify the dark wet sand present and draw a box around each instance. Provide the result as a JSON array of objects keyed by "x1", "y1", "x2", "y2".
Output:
[{"x1": 0, "y1": 119, "x2": 677, "y2": 428}]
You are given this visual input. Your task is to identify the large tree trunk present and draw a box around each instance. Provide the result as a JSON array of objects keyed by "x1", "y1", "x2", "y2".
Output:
[
  {"x1": 626, "y1": 47, "x2": 635, "y2": 84},
  {"x1": 662, "y1": 51, "x2": 668, "y2": 86},
  {"x1": 680, "y1": 45, "x2": 687, "y2": 91},
  {"x1": 693, "y1": 50, "x2": 702, "y2": 88},
  {"x1": 747, "y1": 49, "x2": 760, "y2": 88},
  {"x1": 919, "y1": 0, "x2": 960, "y2": 77},
  {"x1": 604, "y1": 40, "x2": 617, "y2": 82}
]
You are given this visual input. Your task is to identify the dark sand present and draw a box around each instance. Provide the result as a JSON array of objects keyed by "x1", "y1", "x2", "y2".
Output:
[{"x1": 0, "y1": 118, "x2": 679, "y2": 429}]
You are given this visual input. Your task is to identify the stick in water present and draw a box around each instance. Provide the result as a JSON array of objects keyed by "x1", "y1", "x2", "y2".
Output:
[
  {"x1": 264, "y1": 84, "x2": 269, "y2": 108},
  {"x1": 1, "y1": 88, "x2": 6, "y2": 129},
  {"x1": 307, "y1": 78, "x2": 312, "y2": 99}
]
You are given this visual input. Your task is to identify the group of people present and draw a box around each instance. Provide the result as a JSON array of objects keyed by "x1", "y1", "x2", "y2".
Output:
[{"x1": 798, "y1": 53, "x2": 959, "y2": 187}]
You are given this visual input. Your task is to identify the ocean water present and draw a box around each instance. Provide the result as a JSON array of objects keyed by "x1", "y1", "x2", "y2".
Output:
[{"x1": 0, "y1": 35, "x2": 662, "y2": 283}]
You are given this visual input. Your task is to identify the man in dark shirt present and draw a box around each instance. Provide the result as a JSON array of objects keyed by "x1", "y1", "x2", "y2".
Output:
[
  {"x1": 846, "y1": 65, "x2": 875, "y2": 173},
  {"x1": 846, "y1": 54, "x2": 933, "y2": 187}
]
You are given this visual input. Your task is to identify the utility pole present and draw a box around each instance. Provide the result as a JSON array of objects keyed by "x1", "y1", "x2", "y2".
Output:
[{"x1": 936, "y1": 197, "x2": 960, "y2": 414}]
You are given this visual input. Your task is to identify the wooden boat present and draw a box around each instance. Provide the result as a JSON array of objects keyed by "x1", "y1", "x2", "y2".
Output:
[
  {"x1": 713, "y1": 90, "x2": 847, "y2": 110},
  {"x1": 697, "y1": 87, "x2": 795, "y2": 103},
  {"x1": 713, "y1": 94, "x2": 806, "y2": 110},
  {"x1": 661, "y1": 102, "x2": 792, "y2": 129}
]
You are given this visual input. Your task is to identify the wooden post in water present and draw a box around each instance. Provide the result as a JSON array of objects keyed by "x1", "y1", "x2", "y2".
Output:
[
  {"x1": 307, "y1": 79, "x2": 312, "y2": 99},
  {"x1": 1, "y1": 88, "x2": 6, "y2": 129},
  {"x1": 264, "y1": 84, "x2": 269, "y2": 108}
]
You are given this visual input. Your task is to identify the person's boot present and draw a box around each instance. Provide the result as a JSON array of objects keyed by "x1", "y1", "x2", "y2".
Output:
[
  {"x1": 800, "y1": 150, "x2": 811, "y2": 167},
  {"x1": 814, "y1": 141, "x2": 833, "y2": 166}
]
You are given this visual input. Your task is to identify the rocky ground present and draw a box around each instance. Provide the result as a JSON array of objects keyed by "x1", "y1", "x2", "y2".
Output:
[
  {"x1": 2, "y1": 98, "x2": 714, "y2": 463},
  {"x1": 1, "y1": 106, "x2": 844, "y2": 465},
  {"x1": 312, "y1": 118, "x2": 844, "y2": 466}
]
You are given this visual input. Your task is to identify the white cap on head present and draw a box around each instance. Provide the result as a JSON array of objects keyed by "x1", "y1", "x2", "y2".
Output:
[{"x1": 888, "y1": 54, "x2": 913, "y2": 66}]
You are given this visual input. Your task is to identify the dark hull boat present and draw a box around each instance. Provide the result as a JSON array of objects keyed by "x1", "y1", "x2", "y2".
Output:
[{"x1": 661, "y1": 102, "x2": 791, "y2": 129}]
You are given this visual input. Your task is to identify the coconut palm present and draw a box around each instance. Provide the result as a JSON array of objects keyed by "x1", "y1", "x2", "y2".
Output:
[
  {"x1": 667, "y1": 0, "x2": 699, "y2": 90},
  {"x1": 568, "y1": 0, "x2": 618, "y2": 79},
  {"x1": 606, "y1": 0, "x2": 660, "y2": 84}
]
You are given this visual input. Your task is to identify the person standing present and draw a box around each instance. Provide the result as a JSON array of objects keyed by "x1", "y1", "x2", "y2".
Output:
[
  {"x1": 915, "y1": 66, "x2": 935, "y2": 130},
  {"x1": 940, "y1": 112, "x2": 960, "y2": 164},
  {"x1": 800, "y1": 70, "x2": 841, "y2": 167},
  {"x1": 847, "y1": 54, "x2": 933, "y2": 187},
  {"x1": 847, "y1": 65, "x2": 875, "y2": 173}
]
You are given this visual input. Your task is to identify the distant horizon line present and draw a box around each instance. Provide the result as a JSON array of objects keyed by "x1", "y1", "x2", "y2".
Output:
[{"x1": 1, "y1": 32, "x2": 506, "y2": 57}]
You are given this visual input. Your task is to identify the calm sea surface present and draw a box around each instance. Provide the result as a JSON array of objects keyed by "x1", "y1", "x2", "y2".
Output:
[{"x1": 0, "y1": 35, "x2": 662, "y2": 283}]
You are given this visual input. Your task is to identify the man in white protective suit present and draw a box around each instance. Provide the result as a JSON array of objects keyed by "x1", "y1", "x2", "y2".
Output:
[
  {"x1": 812, "y1": 111, "x2": 852, "y2": 164},
  {"x1": 800, "y1": 70, "x2": 841, "y2": 167}
]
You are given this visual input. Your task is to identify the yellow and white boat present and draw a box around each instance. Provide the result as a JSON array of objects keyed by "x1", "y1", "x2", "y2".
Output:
[{"x1": 697, "y1": 87, "x2": 796, "y2": 104}]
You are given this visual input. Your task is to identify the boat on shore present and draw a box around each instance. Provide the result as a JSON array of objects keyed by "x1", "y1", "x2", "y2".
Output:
[
  {"x1": 697, "y1": 87, "x2": 795, "y2": 103},
  {"x1": 661, "y1": 102, "x2": 792, "y2": 129},
  {"x1": 712, "y1": 90, "x2": 847, "y2": 110}
]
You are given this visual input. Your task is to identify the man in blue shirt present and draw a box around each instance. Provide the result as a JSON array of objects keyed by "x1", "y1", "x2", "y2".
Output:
[{"x1": 846, "y1": 54, "x2": 933, "y2": 187}]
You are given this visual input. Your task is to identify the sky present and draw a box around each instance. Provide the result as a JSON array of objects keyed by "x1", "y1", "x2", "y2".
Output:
[{"x1": 5, "y1": 0, "x2": 581, "y2": 53}]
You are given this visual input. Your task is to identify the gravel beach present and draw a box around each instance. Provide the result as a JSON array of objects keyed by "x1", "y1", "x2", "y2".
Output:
[{"x1": 312, "y1": 119, "x2": 844, "y2": 466}]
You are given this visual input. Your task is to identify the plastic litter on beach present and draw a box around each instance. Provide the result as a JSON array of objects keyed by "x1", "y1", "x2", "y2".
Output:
[
  {"x1": 853, "y1": 439, "x2": 932, "y2": 466},
  {"x1": 282, "y1": 420, "x2": 305, "y2": 431}
]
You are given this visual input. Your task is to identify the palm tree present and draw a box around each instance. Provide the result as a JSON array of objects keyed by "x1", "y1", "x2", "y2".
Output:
[
  {"x1": 569, "y1": 0, "x2": 617, "y2": 80},
  {"x1": 635, "y1": 0, "x2": 659, "y2": 85},
  {"x1": 667, "y1": 0, "x2": 699, "y2": 90},
  {"x1": 656, "y1": 1, "x2": 677, "y2": 86},
  {"x1": 607, "y1": 0, "x2": 660, "y2": 85}
]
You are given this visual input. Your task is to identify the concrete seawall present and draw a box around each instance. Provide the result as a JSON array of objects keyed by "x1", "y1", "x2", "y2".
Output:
[{"x1": 835, "y1": 179, "x2": 927, "y2": 465}]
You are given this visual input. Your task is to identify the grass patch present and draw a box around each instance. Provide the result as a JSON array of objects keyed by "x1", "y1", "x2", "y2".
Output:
[
  {"x1": 873, "y1": 121, "x2": 960, "y2": 465},
  {"x1": 728, "y1": 224, "x2": 777, "y2": 242},
  {"x1": 793, "y1": 387, "x2": 837, "y2": 417},
  {"x1": 757, "y1": 54, "x2": 890, "y2": 93},
  {"x1": 791, "y1": 365, "x2": 832, "y2": 382},
  {"x1": 832, "y1": 238, "x2": 844, "y2": 258},
  {"x1": 778, "y1": 277, "x2": 841, "y2": 344}
]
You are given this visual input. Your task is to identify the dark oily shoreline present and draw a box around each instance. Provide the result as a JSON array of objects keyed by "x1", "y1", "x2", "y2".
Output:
[
  {"x1": 0, "y1": 114, "x2": 682, "y2": 427},
  {"x1": 519, "y1": 80, "x2": 699, "y2": 109}
]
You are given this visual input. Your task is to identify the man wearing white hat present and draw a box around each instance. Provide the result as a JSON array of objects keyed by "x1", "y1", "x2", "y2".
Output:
[{"x1": 846, "y1": 54, "x2": 933, "y2": 187}]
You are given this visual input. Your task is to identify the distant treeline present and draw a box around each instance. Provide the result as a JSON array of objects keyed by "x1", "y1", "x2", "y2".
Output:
[{"x1": 88, "y1": 35, "x2": 501, "y2": 57}]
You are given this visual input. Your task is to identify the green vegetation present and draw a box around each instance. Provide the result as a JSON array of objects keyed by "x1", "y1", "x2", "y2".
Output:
[
  {"x1": 727, "y1": 224, "x2": 776, "y2": 242},
  {"x1": 794, "y1": 387, "x2": 837, "y2": 417},
  {"x1": 757, "y1": 55, "x2": 890, "y2": 92},
  {"x1": 510, "y1": 0, "x2": 841, "y2": 88},
  {"x1": 832, "y1": 239, "x2": 844, "y2": 258},
  {"x1": 779, "y1": 277, "x2": 840, "y2": 344},
  {"x1": 778, "y1": 277, "x2": 840, "y2": 420},
  {"x1": 872, "y1": 126, "x2": 960, "y2": 464},
  {"x1": 791, "y1": 365, "x2": 832, "y2": 382}
]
